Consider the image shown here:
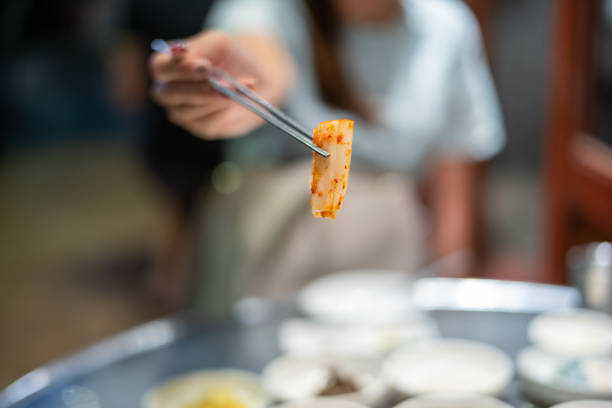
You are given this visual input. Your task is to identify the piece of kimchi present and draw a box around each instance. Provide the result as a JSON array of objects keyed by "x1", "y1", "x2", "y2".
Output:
[{"x1": 310, "y1": 119, "x2": 354, "y2": 219}]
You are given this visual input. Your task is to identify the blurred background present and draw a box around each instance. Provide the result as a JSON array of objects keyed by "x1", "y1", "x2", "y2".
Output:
[{"x1": 1, "y1": 0, "x2": 611, "y2": 389}]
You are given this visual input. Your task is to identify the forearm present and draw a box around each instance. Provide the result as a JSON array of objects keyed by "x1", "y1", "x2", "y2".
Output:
[{"x1": 430, "y1": 158, "x2": 486, "y2": 273}]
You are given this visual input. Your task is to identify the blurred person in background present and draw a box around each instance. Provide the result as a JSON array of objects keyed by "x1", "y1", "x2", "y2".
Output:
[
  {"x1": 2, "y1": 0, "x2": 123, "y2": 146},
  {"x1": 2, "y1": 0, "x2": 224, "y2": 311},
  {"x1": 150, "y1": 0, "x2": 505, "y2": 312},
  {"x1": 109, "y1": 0, "x2": 224, "y2": 310}
]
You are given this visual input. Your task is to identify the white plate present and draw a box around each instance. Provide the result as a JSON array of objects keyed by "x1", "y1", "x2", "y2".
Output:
[
  {"x1": 393, "y1": 393, "x2": 512, "y2": 408},
  {"x1": 262, "y1": 354, "x2": 388, "y2": 407},
  {"x1": 551, "y1": 401, "x2": 612, "y2": 408},
  {"x1": 278, "y1": 318, "x2": 438, "y2": 356},
  {"x1": 382, "y1": 339, "x2": 513, "y2": 397},
  {"x1": 142, "y1": 369, "x2": 266, "y2": 408},
  {"x1": 276, "y1": 398, "x2": 369, "y2": 408},
  {"x1": 298, "y1": 270, "x2": 420, "y2": 324},
  {"x1": 528, "y1": 309, "x2": 612, "y2": 357},
  {"x1": 517, "y1": 346, "x2": 612, "y2": 406}
]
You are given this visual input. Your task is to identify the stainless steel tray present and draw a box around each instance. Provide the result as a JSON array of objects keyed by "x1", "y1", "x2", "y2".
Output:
[{"x1": 0, "y1": 278, "x2": 580, "y2": 408}]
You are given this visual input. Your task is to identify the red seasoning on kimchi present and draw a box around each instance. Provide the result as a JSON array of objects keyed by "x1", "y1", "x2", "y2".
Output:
[{"x1": 310, "y1": 119, "x2": 354, "y2": 219}]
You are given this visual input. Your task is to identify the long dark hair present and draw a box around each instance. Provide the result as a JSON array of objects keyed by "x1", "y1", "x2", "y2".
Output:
[{"x1": 302, "y1": 0, "x2": 372, "y2": 121}]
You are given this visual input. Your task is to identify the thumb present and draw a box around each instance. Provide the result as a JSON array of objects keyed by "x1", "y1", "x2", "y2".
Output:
[{"x1": 186, "y1": 30, "x2": 232, "y2": 65}]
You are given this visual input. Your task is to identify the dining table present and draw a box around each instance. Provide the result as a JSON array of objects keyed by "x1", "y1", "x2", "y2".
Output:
[{"x1": 0, "y1": 278, "x2": 581, "y2": 408}]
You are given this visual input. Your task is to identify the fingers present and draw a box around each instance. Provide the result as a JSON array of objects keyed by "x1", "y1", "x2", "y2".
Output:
[
  {"x1": 151, "y1": 81, "x2": 223, "y2": 106},
  {"x1": 150, "y1": 54, "x2": 210, "y2": 83},
  {"x1": 162, "y1": 93, "x2": 259, "y2": 138},
  {"x1": 151, "y1": 76, "x2": 257, "y2": 106},
  {"x1": 167, "y1": 103, "x2": 226, "y2": 124},
  {"x1": 190, "y1": 106, "x2": 264, "y2": 139},
  {"x1": 179, "y1": 109, "x2": 234, "y2": 140},
  {"x1": 176, "y1": 104, "x2": 262, "y2": 140}
]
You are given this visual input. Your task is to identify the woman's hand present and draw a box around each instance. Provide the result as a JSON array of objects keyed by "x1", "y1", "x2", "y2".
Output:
[{"x1": 149, "y1": 30, "x2": 292, "y2": 139}]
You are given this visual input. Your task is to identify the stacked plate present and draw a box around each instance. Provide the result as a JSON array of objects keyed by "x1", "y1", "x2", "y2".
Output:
[
  {"x1": 550, "y1": 402, "x2": 612, "y2": 408},
  {"x1": 517, "y1": 309, "x2": 612, "y2": 406},
  {"x1": 281, "y1": 270, "x2": 438, "y2": 357}
]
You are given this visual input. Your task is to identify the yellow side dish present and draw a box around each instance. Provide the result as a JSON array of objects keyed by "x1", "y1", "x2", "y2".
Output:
[
  {"x1": 182, "y1": 387, "x2": 246, "y2": 408},
  {"x1": 143, "y1": 369, "x2": 265, "y2": 408}
]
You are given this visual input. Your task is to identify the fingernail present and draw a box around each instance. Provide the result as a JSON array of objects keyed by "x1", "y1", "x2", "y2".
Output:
[
  {"x1": 171, "y1": 46, "x2": 186, "y2": 56},
  {"x1": 169, "y1": 39, "x2": 188, "y2": 56},
  {"x1": 193, "y1": 60, "x2": 212, "y2": 75}
]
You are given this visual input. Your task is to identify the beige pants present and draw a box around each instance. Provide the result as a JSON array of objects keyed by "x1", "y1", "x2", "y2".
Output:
[{"x1": 193, "y1": 160, "x2": 428, "y2": 315}]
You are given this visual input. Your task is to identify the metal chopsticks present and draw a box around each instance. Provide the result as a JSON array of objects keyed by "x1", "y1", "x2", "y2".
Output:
[{"x1": 151, "y1": 39, "x2": 329, "y2": 157}]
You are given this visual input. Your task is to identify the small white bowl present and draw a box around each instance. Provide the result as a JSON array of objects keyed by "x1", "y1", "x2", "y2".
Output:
[
  {"x1": 142, "y1": 369, "x2": 266, "y2": 408},
  {"x1": 551, "y1": 401, "x2": 612, "y2": 408},
  {"x1": 393, "y1": 393, "x2": 512, "y2": 408},
  {"x1": 276, "y1": 398, "x2": 370, "y2": 408},
  {"x1": 278, "y1": 317, "x2": 438, "y2": 357},
  {"x1": 382, "y1": 339, "x2": 513, "y2": 397},
  {"x1": 517, "y1": 346, "x2": 612, "y2": 406},
  {"x1": 298, "y1": 270, "x2": 421, "y2": 324},
  {"x1": 528, "y1": 309, "x2": 612, "y2": 357},
  {"x1": 262, "y1": 354, "x2": 388, "y2": 407}
]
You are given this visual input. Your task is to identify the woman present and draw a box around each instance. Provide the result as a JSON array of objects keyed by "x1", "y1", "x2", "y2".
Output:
[{"x1": 150, "y1": 0, "x2": 504, "y2": 309}]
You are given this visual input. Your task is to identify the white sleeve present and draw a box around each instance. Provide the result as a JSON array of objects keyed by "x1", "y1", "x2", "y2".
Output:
[
  {"x1": 435, "y1": 5, "x2": 506, "y2": 161},
  {"x1": 205, "y1": 0, "x2": 288, "y2": 36}
]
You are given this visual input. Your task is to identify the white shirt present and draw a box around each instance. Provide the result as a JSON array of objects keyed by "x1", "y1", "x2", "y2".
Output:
[{"x1": 206, "y1": 0, "x2": 505, "y2": 172}]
